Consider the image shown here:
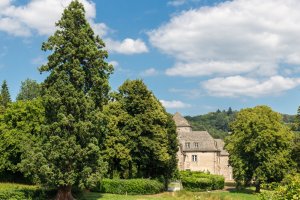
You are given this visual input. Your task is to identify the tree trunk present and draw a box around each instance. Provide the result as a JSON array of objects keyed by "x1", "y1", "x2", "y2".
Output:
[
  {"x1": 109, "y1": 163, "x2": 114, "y2": 179},
  {"x1": 164, "y1": 174, "x2": 169, "y2": 190},
  {"x1": 128, "y1": 161, "x2": 132, "y2": 179},
  {"x1": 55, "y1": 185, "x2": 74, "y2": 200},
  {"x1": 255, "y1": 180, "x2": 261, "y2": 193}
]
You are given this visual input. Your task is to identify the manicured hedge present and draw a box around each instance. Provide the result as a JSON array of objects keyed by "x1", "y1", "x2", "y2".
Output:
[
  {"x1": 0, "y1": 183, "x2": 57, "y2": 200},
  {"x1": 99, "y1": 178, "x2": 164, "y2": 195},
  {"x1": 180, "y1": 171, "x2": 225, "y2": 191}
]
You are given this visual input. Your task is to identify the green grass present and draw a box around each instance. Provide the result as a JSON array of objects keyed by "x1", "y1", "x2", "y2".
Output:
[
  {"x1": 0, "y1": 183, "x2": 259, "y2": 200},
  {"x1": 80, "y1": 190, "x2": 259, "y2": 200}
]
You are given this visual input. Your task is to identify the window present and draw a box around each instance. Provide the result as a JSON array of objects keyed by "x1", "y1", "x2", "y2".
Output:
[
  {"x1": 194, "y1": 142, "x2": 198, "y2": 148},
  {"x1": 192, "y1": 155, "x2": 197, "y2": 162},
  {"x1": 185, "y1": 142, "x2": 190, "y2": 149}
]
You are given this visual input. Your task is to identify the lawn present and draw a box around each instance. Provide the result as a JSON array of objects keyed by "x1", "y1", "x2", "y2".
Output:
[
  {"x1": 80, "y1": 190, "x2": 259, "y2": 200},
  {"x1": 0, "y1": 183, "x2": 259, "y2": 200}
]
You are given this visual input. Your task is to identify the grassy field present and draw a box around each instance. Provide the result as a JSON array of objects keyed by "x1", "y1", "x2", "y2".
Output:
[
  {"x1": 0, "y1": 183, "x2": 259, "y2": 200},
  {"x1": 80, "y1": 190, "x2": 259, "y2": 200}
]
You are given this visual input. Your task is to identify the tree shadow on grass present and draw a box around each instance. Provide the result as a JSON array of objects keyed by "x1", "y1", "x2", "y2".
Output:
[
  {"x1": 224, "y1": 182, "x2": 257, "y2": 195},
  {"x1": 226, "y1": 187, "x2": 256, "y2": 195},
  {"x1": 78, "y1": 192, "x2": 104, "y2": 200}
]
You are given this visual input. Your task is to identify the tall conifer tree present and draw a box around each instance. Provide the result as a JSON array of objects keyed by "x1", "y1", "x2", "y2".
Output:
[
  {"x1": 20, "y1": 1, "x2": 113, "y2": 199},
  {"x1": 0, "y1": 80, "x2": 11, "y2": 107}
]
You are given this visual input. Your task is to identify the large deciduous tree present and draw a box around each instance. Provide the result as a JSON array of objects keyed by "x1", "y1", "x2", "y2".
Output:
[
  {"x1": 225, "y1": 106, "x2": 294, "y2": 193},
  {"x1": 20, "y1": 1, "x2": 113, "y2": 199},
  {"x1": 16, "y1": 79, "x2": 41, "y2": 101},
  {"x1": 0, "y1": 99, "x2": 44, "y2": 182},
  {"x1": 108, "y1": 79, "x2": 178, "y2": 187},
  {"x1": 0, "y1": 80, "x2": 11, "y2": 107}
]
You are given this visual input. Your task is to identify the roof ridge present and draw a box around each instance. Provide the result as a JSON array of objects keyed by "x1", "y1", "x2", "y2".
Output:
[{"x1": 173, "y1": 112, "x2": 191, "y2": 127}]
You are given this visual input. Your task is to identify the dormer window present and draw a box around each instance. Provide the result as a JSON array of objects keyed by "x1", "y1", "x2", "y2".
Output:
[
  {"x1": 185, "y1": 142, "x2": 190, "y2": 149},
  {"x1": 194, "y1": 142, "x2": 199, "y2": 148}
]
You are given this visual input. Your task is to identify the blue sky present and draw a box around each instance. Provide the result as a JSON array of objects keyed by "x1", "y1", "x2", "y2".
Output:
[{"x1": 1, "y1": 0, "x2": 300, "y2": 116}]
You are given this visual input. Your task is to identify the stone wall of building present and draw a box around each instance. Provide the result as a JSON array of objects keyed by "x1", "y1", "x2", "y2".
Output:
[
  {"x1": 218, "y1": 155, "x2": 233, "y2": 181},
  {"x1": 184, "y1": 152, "x2": 218, "y2": 173}
]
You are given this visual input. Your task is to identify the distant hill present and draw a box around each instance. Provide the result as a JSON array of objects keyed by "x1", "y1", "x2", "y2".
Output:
[{"x1": 185, "y1": 108, "x2": 296, "y2": 139}]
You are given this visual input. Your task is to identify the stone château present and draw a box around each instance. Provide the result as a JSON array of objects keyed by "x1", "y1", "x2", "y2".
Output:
[{"x1": 174, "y1": 112, "x2": 233, "y2": 181}]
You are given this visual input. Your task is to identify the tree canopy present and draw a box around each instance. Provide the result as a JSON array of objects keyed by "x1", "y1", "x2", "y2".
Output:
[
  {"x1": 16, "y1": 79, "x2": 41, "y2": 101},
  {"x1": 225, "y1": 105, "x2": 294, "y2": 192},
  {"x1": 101, "y1": 80, "x2": 178, "y2": 187},
  {"x1": 19, "y1": 1, "x2": 113, "y2": 199},
  {"x1": 0, "y1": 99, "x2": 44, "y2": 182}
]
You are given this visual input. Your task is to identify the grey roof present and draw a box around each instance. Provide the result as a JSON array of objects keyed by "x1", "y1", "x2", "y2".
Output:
[
  {"x1": 173, "y1": 112, "x2": 191, "y2": 127},
  {"x1": 215, "y1": 139, "x2": 229, "y2": 156},
  {"x1": 179, "y1": 131, "x2": 219, "y2": 152}
]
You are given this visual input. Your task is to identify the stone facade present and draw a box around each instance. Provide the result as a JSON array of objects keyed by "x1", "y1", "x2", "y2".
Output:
[{"x1": 174, "y1": 112, "x2": 233, "y2": 181}]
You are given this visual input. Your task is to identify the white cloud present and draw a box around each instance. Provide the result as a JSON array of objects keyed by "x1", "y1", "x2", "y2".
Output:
[
  {"x1": 0, "y1": 0, "x2": 148, "y2": 55},
  {"x1": 202, "y1": 76, "x2": 300, "y2": 97},
  {"x1": 31, "y1": 56, "x2": 47, "y2": 66},
  {"x1": 168, "y1": 0, "x2": 187, "y2": 6},
  {"x1": 0, "y1": 0, "x2": 103, "y2": 36},
  {"x1": 160, "y1": 100, "x2": 191, "y2": 109},
  {"x1": 0, "y1": 0, "x2": 11, "y2": 9},
  {"x1": 0, "y1": 17, "x2": 30, "y2": 36},
  {"x1": 149, "y1": 0, "x2": 300, "y2": 77},
  {"x1": 140, "y1": 68, "x2": 158, "y2": 76},
  {"x1": 91, "y1": 22, "x2": 108, "y2": 37},
  {"x1": 106, "y1": 38, "x2": 148, "y2": 55}
]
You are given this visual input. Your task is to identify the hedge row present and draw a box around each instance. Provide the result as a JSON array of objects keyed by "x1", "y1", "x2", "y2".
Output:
[
  {"x1": 0, "y1": 183, "x2": 58, "y2": 200},
  {"x1": 180, "y1": 171, "x2": 225, "y2": 191},
  {"x1": 99, "y1": 178, "x2": 164, "y2": 195},
  {"x1": 0, "y1": 188, "x2": 50, "y2": 200}
]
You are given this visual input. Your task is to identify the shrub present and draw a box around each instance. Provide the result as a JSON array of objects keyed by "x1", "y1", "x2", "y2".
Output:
[
  {"x1": 179, "y1": 171, "x2": 225, "y2": 191},
  {"x1": 99, "y1": 179, "x2": 164, "y2": 195},
  {"x1": 0, "y1": 183, "x2": 55, "y2": 200},
  {"x1": 260, "y1": 173, "x2": 300, "y2": 200},
  {"x1": 181, "y1": 177, "x2": 212, "y2": 191}
]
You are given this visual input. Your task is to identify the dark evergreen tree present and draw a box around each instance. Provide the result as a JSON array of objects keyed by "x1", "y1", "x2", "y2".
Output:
[
  {"x1": 16, "y1": 79, "x2": 41, "y2": 101},
  {"x1": 227, "y1": 107, "x2": 233, "y2": 115},
  {"x1": 20, "y1": 1, "x2": 113, "y2": 199},
  {"x1": 0, "y1": 80, "x2": 11, "y2": 107}
]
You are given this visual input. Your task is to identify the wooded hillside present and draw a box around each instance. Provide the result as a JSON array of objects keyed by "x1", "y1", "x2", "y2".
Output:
[{"x1": 185, "y1": 108, "x2": 296, "y2": 139}]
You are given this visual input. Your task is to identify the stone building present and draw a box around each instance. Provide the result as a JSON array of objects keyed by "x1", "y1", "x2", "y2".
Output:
[{"x1": 174, "y1": 112, "x2": 233, "y2": 181}]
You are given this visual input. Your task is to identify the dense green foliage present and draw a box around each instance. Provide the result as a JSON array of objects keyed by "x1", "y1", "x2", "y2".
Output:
[
  {"x1": 0, "y1": 80, "x2": 11, "y2": 107},
  {"x1": 19, "y1": 1, "x2": 113, "y2": 199},
  {"x1": 0, "y1": 99, "x2": 44, "y2": 183},
  {"x1": 99, "y1": 179, "x2": 164, "y2": 195},
  {"x1": 101, "y1": 80, "x2": 178, "y2": 187},
  {"x1": 186, "y1": 108, "x2": 296, "y2": 139},
  {"x1": 0, "y1": 183, "x2": 52, "y2": 200},
  {"x1": 260, "y1": 173, "x2": 300, "y2": 200},
  {"x1": 226, "y1": 106, "x2": 294, "y2": 192},
  {"x1": 180, "y1": 171, "x2": 224, "y2": 191},
  {"x1": 292, "y1": 132, "x2": 300, "y2": 172},
  {"x1": 185, "y1": 108, "x2": 236, "y2": 139},
  {"x1": 16, "y1": 79, "x2": 41, "y2": 101}
]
